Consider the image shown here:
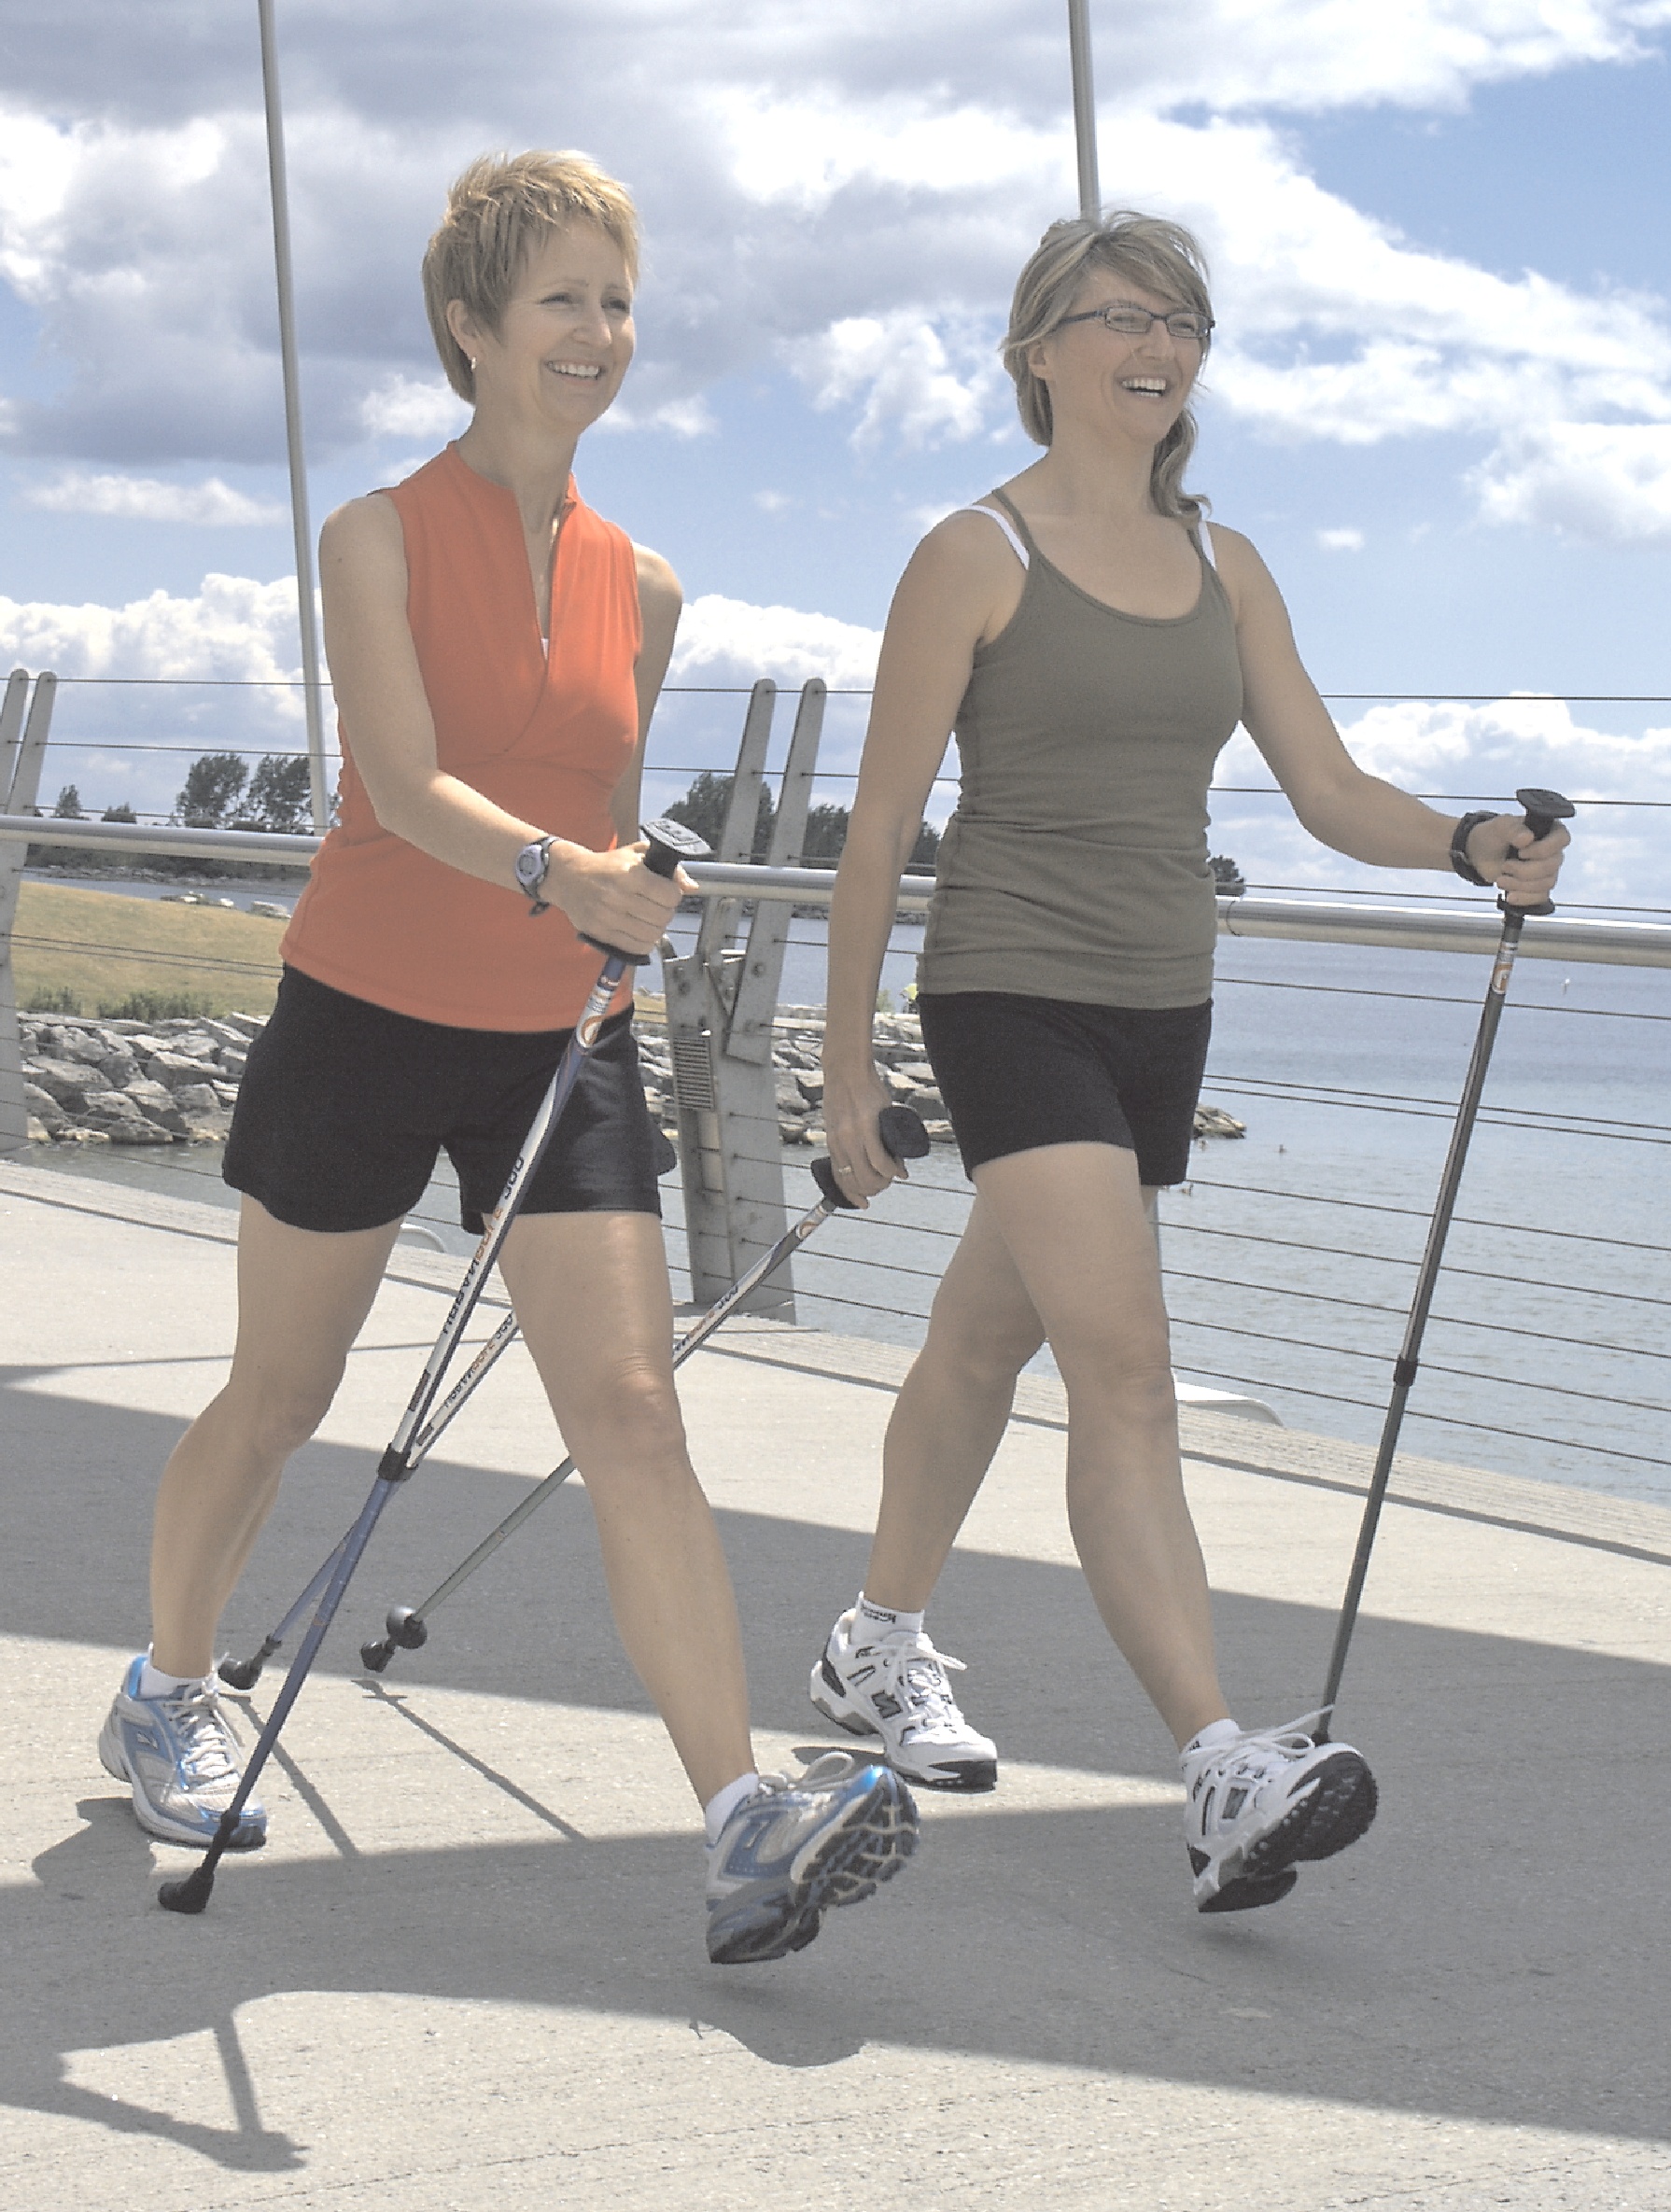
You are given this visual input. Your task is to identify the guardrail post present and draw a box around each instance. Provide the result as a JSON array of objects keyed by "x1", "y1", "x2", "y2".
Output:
[
  {"x1": 662, "y1": 680, "x2": 824, "y2": 1313},
  {"x1": 0, "y1": 670, "x2": 59, "y2": 1155}
]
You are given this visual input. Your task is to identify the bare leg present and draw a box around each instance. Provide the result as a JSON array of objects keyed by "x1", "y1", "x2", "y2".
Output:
[
  {"x1": 498, "y1": 1211, "x2": 753, "y2": 1806},
  {"x1": 150, "y1": 1197, "x2": 402, "y2": 1678},
  {"x1": 862, "y1": 1197, "x2": 1046, "y2": 1608},
  {"x1": 866, "y1": 1145, "x2": 1227, "y2": 1748}
]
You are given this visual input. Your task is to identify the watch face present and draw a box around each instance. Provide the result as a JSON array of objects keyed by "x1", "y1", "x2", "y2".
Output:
[{"x1": 516, "y1": 841, "x2": 550, "y2": 893}]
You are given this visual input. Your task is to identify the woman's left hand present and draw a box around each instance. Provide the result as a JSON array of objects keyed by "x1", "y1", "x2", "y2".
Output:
[{"x1": 1466, "y1": 814, "x2": 1571, "y2": 907}]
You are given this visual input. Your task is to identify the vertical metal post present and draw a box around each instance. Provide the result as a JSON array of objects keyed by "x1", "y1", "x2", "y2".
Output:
[
  {"x1": 664, "y1": 680, "x2": 823, "y2": 1316},
  {"x1": 0, "y1": 673, "x2": 59, "y2": 1155},
  {"x1": 257, "y1": 0, "x2": 330, "y2": 834},
  {"x1": 1068, "y1": 0, "x2": 1101, "y2": 221}
]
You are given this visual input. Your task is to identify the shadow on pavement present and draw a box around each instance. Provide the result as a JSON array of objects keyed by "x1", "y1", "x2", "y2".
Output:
[{"x1": 5, "y1": 1368, "x2": 1668, "y2": 2170}]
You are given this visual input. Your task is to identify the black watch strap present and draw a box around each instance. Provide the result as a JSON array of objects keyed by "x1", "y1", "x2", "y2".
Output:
[
  {"x1": 516, "y1": 835, "x2": 555, "y2": 917},
  {"x1": 1450, "y1": 810, "x2": 1496, "y2": 889}
]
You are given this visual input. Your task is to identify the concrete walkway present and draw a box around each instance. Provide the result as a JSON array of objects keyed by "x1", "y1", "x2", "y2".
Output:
[{"x1": 2, "y1": 1155, "x2": 1667, "y2": 2211}]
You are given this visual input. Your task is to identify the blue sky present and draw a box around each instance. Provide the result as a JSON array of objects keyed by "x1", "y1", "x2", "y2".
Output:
[{"x1": 2, "y1": 0, "x2": 1669, "y2": 906}]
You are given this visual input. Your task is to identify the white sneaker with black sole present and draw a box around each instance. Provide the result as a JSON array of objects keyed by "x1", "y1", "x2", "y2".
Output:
[
  {"x1": 810, "y1": 1609, "x2": 998, "y2": 1792},
  {"x1": 1182, "y1": 1711, "x2": 1377, "y2": 1913}
]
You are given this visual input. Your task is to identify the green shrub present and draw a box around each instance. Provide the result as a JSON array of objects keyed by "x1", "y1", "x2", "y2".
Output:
[
  {"x1": 23, "y1": 984, "x2": 81, "y2": 1015},
  {"x1": 94, "y1": 987, "x2": 217, "y2": 1023}
]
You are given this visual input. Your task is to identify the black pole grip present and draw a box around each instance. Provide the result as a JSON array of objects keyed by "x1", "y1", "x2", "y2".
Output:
[
  {"x1": 811, "y1": 1105, "x2": 931, "y2": 1208},
  {"x1": 578, "y1": 817, "x2": 710, "y2": 962},
  {"x1": 1502, "y1": 786, "x2": 1575, "y2": 919}
]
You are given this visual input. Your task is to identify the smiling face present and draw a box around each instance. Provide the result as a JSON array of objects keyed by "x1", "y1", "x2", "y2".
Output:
[
  {"x1": 447, "y1": 222, "x2": 635, "y2": 438},
  {"x1": 1027, "y1": 273, "x2": 1203, "y2": 452}
]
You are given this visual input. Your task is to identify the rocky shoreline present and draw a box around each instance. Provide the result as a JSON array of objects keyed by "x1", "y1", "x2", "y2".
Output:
[{"x1": 20, "y1": 1003, "x2": 1243, "y2": 1152}]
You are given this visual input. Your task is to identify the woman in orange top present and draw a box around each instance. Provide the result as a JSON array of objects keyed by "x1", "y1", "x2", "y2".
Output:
[{"x1": 96, "y1": 153, "x2": 916, "y2": 1965}]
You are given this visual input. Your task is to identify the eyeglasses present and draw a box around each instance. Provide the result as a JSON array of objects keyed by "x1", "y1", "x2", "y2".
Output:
[{"x1": 1056, "y1": 303, "x2": 1214, "y2": 343}]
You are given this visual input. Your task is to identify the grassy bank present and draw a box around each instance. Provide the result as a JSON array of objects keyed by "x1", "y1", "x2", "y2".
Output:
[{"x1": 11, "y1": 882, "x2": 286, "y2": 1019}]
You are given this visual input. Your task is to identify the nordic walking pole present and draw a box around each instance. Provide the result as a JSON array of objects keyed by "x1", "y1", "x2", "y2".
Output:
[
  {"x1": 219, "y1": 1136, "x2": 681, "y2": 1686},
  {"x1": 1318, "y1": 787, "x2": 1575, "y2": 1732},
  {"x1": 160, "y1": 819, "x2": 708, "y2": 1913},
  {"x1": 218, "y1": 1314, "x2": 523, "y2": 1688},
  {"x1": 358, "y1": 1103, "x2": 933, "y2": 1673}
]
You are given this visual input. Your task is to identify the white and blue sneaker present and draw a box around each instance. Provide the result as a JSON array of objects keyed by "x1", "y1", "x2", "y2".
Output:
[
  {"x1": 98, "y1": 1657, "x2": 267, "y2": 1852},
  {"x1": 705, "y1": 1751, "x2": 918, "y2": 1966},
  {"x1": 1182, "y1": 1712, "x2": 1376, "y2": 1913},
  {"x1": 811, "y1": 1609, "x2": 998, "y2": 1792}
]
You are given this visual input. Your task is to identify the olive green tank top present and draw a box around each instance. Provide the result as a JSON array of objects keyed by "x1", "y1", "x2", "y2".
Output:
[{"x1": 918, "y1": 489, "x2": 1243, "y2": 1008}]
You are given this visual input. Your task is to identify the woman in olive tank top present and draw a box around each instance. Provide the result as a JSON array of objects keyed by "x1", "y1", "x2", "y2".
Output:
[{"x1": 814, "y1": 212, "x2": 1569, "y2": 1914}]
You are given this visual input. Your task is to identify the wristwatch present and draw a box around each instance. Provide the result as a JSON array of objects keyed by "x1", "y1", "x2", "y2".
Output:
[
  {"x1": 514, "y1": 835, "x2": 555, "y2": 917},
  {"x1": 1449, "y1": 810, "x2": 1496, "y2": 889}
]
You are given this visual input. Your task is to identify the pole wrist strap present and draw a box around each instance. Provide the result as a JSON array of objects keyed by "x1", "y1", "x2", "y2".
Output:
[{"x1": 1449, "y1": 811, "x2": 1496, "y2": 889}]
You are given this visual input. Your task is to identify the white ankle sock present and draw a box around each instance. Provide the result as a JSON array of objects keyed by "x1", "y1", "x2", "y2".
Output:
[
  {"x1": 137, "y1": 1655, "x2": 203, "y2": 1700},
  {"x1": 703, "y1": 1771, "x2": 760, "y2": 1847},
  {"x1": 1181, "y1": 1717, "x2": 1242, "y2": 1760},
  {"x1": 855, "y1": 1592, "x2": 925, "y2": 1641}
]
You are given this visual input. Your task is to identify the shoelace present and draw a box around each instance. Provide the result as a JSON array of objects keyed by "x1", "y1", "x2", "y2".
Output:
[
  {"x1": 866, "y1": 1636, "x2": 970, "y2": 1732},
  {"x1": 1202, "y1": 1708, "x2": 1330, "y2": 1785},
  {"x1": 161, "y1": 1682, "x2": 242, "y2": 1786}
]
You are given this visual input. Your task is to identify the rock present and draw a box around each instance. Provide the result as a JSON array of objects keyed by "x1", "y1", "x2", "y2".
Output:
[
  {"x1": 211, "y1": 1081, "x2": 240, "y2": 1107},
  {"x1": 174, "y1": 1082, "x2": 223, "y2": 1116},
  {"x1": 26, "y1": 1116, "x2": 54, "y2": 1143},
  {"x1": 22, "y1": 1083, "x2": 69, "y2": 1135},
  {"x1": 904, "y1": 1085, "x2": 944, "y2": 1114},
  {"x1": 793, "y1": 1071, "x2": 824, "y2": 1105},
  {"x1": 54, "y1": 1030, "x2": 117, "y2": 1068},
  {"x1": 249, "y1": 902, "x2": 290, "y2": 921},
  {"x1": 200, "y1": 1018, "x2": 250, "y2": 1049},
  {"x1": 220, "y1": 1012, "x2": 267, "y2": 1039},
  {"x1": 779, "y1": 1118, "x2": 815, "y2": 1144},
  {"x1": 97, "y1": 1047, "x2": 142, "y2": 1089},
  {"x1": 124, "y1": 1078, "x2": 189, "y2": 1134},
  {"x1": 217, "y1": 1045, "x2": 249, "y2": 1079},
  {"x1": 146, "y1": 1050, "x2": 222, "y2": 1091},
  {"x1": 78, "y1": 1090, "x2": 174, "y2": 1144},
  {"x1": 26, "y1": 1058, "x2": 111, "y2": 1108},
  {"x1": 774, "y1": 1079, "x2": 812, "y2": 1115},
  {"x1": 1192, "y1": 1105, "x2": 1246, "y2": 1140},
  {"x1": 924, "y1": 1119, "x2": 955, "y2": 1143}
]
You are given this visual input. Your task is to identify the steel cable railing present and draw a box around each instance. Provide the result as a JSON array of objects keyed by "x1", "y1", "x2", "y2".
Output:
[{"x1": 7, "y1": 698, "x2": 1667, "y2": 1502}]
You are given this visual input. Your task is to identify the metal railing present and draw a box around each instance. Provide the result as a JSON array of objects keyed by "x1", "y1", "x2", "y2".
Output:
[{"x1": 4, "y1": 670, "x2": 1666, "y2": 1503}]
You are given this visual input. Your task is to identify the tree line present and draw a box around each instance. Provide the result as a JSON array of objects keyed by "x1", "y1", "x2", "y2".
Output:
[{"x1": 661, "y1": 769, "x2": 940, "y2": 869}]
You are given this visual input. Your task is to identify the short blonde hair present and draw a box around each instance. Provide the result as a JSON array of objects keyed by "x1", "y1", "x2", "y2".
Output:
[
  {"x1": 423, "y1": 151, "x2": 641, "y2": 402},
  {"x1": 1003, "y1": 212, "x2": 1214, "y2": 521}
]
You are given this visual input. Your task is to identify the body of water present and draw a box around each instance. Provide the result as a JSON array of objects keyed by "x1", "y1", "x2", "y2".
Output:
[{"x1": 21, "y1": 907, "x2": 1667, "y2": 1508}]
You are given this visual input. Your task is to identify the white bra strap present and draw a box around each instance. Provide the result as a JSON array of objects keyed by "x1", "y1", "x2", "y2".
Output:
[
  {"x1": 1196, "y1": 520, "x2": 1217, "y2": 571},
  {"x1": 955, "y1": 502, "x2": 1030, "y2": 571}
]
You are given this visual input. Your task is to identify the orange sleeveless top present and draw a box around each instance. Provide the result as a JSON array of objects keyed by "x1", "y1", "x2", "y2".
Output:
[{"x1": 281, "y1": 442, "x2": 641, "y2": 1030}]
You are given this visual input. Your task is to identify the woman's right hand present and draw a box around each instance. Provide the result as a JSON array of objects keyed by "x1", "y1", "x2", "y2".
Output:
[
  {"x1": 547, "y1": 839, "x2": 690, "y2": 958},
  {"x1": 821, "y1": 1057, "x2": 907, "y2": 1209}
]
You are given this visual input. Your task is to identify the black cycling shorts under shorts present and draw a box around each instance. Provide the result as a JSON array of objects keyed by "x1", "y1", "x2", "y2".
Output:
[
  {"x1": 915, "y1": 988, "x2": 1213, "y2": 1188},
  {"x1": 223, "y1": 965, "x2": 662, "y2": 1235}
]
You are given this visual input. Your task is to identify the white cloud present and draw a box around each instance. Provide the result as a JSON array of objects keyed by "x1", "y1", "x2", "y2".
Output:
[
  {"x1": 1, "y1": 2, "x2": 1670, "y2": 511},
  {"x1": 670, "y1": 593, "x2": 881, "y2": 690},
  {"x1": 787, "y1": 312, "x2": 1000, "y2": 449},
  {"x1": 1211, "y1": 695, "x2": 1671, "y2": 906},
  {"x1": 0, "y1": 572, "x2": 306, "y2": 687},
  {"x1": 1317, "y1": 526, "x2": 1365, "y2": 552},
  {"x1": 22, "y1": 470, "x2": 287, "y2": 525},
  {"x1": 1471, "y1": 423, "x2": 1671, "y2": 543},
  {"x1": 358, "y1": 375, "x2": 469, "y2": 442}
]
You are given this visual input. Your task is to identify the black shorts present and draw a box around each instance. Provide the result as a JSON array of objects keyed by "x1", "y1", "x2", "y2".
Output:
[
  {"x1": 224, "y1": 966, "x2": 663, "y2": 1235},
  {"x1": 916, "y1": 989, "x2": 1212, "y2": 1188}
]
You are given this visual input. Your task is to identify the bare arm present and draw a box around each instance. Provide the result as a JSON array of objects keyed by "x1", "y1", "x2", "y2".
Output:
[
  {"x1": 823, "y1": 513, "x2": 1018, "y2": 1197},
  {"x1": 319, "y1": 495, "x2": 683, "y2": 956},
  {"x1": 1213, "y1": 528, "x2": 1569, "y2": 903},
  {"x1": 615, "y1": 544, "x2": 683, "y2": 847}
]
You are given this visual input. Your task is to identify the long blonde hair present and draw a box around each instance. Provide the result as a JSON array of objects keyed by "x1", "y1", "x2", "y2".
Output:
[{"x1": 1002, "y1": 212, "x2": 1214, "y2": 521}]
